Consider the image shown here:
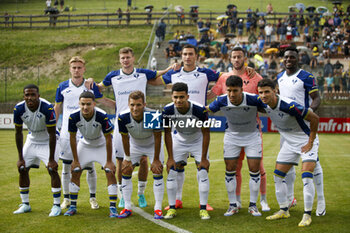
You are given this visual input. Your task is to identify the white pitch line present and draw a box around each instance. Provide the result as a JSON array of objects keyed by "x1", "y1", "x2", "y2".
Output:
[{"x1": 132, "y1": 206, "x2": 192, "y2": 233}]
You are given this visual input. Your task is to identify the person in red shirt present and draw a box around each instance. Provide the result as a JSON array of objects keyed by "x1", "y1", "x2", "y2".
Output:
[{"x1": 208, "y1": 46, "x2": 270, "y2": 212}]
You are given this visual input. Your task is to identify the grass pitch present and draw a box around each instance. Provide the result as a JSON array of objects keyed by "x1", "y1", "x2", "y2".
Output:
[{"x1": 1, "y1": 130, "x2": 350, "y2": 232}]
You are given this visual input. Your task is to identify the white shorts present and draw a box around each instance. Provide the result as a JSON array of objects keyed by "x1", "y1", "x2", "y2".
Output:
[
  {"x1": 172, "y1": 134, "x2": 209, "y2": 165},
  {"x1": 23, "y1": 139, "x2": 59, "y2": 168},
  {"x1": 127, "y1": 141, "x2": 165, "y2": 166},
  {"x1": 113, "y1": 122, "x2": 125, "y2": 159},
  {"x1": 223, "y1": 133, "x2": 262, "y2": 159},
  {"x1": 276, "y1": 140, "x2": 319, "y2": 165},
  {"x1": 58, "y1": 136, "x2": 80, "y2": 162},
  {"x1": 77, "y1": 141, "x2": 116, "y2": 169}
]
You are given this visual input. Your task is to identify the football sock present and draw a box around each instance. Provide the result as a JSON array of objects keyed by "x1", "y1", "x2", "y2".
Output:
[
  {"x1": 19, "y1": 187, "x2": 29, "y2": 205},
  {"x1": 52, "y1": 187, "x2": 61, "y2": 206},
  {"x1": 236, "y1": 195, "x2": 241, "y2": 204},
  {"x1": 62, "y1": 163, "x2": 71, "y2": 199},
  {"x1": 314, "y1": 161, "x2": 325, "y2": 201},
  {"x1": 197, "y1": 168, "x2": 209, "y2": 206},
  {"x1": 167, "y1": 169, "x2": 178, "y2": 207},
  {"x1": 274, "y1": 169, "x2": 288, "y2": 209},
  {"x1": 108, "y1": 184, "x2": 118, "y2": 208},
  {"x1": 138, "y1": 180, "x2": 147, "y2": 196},
  {"x1": 261, "y1": 194, "x2": 267, "y2": 202},
  {"x1": 302, "y1": 172, "x2": 315, "y2": 212},
  {"x1": 249, "y1": 171, "x2": 261, "y2": 204},
  {"x1": 69, "y1": 182, "x2": 80, "y2": 207},
  {"x1": 153, "y1": 174, "x2": 164, "y2": 210},
  {"x1": 285, "y1": 166, "x2": 296, "y2": 203},
  {"x1": 122, "y1": 174, "x2": 133, "y2": 210},
  {"x1": 225, "y1": 170, "x2": 237, "y2": 205},
  {"x1": 87, "y1": 164, "x2": 97, "y2": 197},
  {"x1": 176, "y1": 168, "x2": 185, "y2": 201}
]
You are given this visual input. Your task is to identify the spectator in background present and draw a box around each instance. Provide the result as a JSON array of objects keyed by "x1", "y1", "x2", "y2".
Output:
[
  {"x1": 117, "y1": 8, "x2": 123, "y2": 25},
  {"x1": 197, "y1": 18, "x2": 204, "y2": 31},
  {"x1": 334, "y1": 73, "x2": 341, "y2": 95},
  {"x1": 265, "y1": 23, "x2": 273, "y2": 45},
  {"x1": 237, "y1": 19, "x2": 244, "y2": 40},
  {"x1": 146, "y1": 7, "x2": 152, "y2": 24},
  {"x1": 155, "y1": 19, "x2": 166, "y2": 48},
  {"x1": 205, "y1": 19, "x2": 211, "y2": 28},
  {"x1": 46, "y1": 0, "x2": 51, "y2": 8},
  {"x1": 221, "y1": 38, "x2": 230, "y2": 62},
  {"x1": 126, "y1": 9, "x2": 130, "y2": 25},
  {"x1": 286, "y1": 23, "x2": 293, "y2": 41},
  {"x1": 59, "y1": 0, "x2": 64, "y2": 11},
  {"x1": 326, "y1": 75, "x2": 334, "y2": 93},
  {"x1": 257, "y1": 35, "x2": 265, "y2": 53},
  {"x1": 317, "y1": 71, "x2": 325, "y2": 98},
  {"x1": 4, "y1": 12, "x2": 10, "y2": 27},
  {"x1": 341, "y1": 70, "x2": 348, "y2": 93},
  {"x1": 258, "y1": 17, "x2": 266, "y2": 35},
  {"x1": 176, "y1": 8, "x2": 185, "y2": 24},
  {"x1": 324, "y1": 59, "x2": 333, "y2": 77}
]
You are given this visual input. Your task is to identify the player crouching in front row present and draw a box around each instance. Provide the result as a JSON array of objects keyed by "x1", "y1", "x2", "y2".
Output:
[
  {"x1": 13, "y1": 84, "x2": 61, "y2": 216},
  {"x1": 64, "y1": 91, "x2": 118, "y2": 218},
  {"x1": 258, "y1": 79, "x2": 319, "y2": 227}
]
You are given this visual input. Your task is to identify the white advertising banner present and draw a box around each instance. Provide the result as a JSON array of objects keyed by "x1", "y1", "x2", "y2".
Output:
[{"x1": 0, "y1": 114, "x2": 27, "y2": 129}]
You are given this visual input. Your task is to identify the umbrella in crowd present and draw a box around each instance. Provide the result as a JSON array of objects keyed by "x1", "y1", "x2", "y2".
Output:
[
  {"x1": 216, "y1": 14, "x2": 228, "y2": 20},
  {"x1": 199, "y1": 27, "x2": 210, "y2": 33},
  {"x1": 190, "y1": 5, "x2": 199, "y2": 9},
  {"x1": 144, "y1": 5, "x2": 154, "y2": 10},
  {"x1": 295, "y1": 3, "x2": 306, "y2": 12},
  {"x1": 316, "y1": 6, "x2": 329, "y2": 14},
  {"x1": 306, "y1": 6, "x2": 316, "y2": 12},
  {"x1": 225, "y1": 33, "x2": 236, "y2": 38},
  {"x1": 168, "y1": 39, "x2": 179, "y2": 44},
  {"x1": 227, "y1": 4, "x2": 237, "y2": 9},
  {"x1": 332, "y1": 1, "x2": 342, "y2": 5},
  {"x1": 265, "y1": 48, "x2": 279, "y2": 54},
  {"x1": 174, "y1": 5, "x2": 184, "y2": 12}
]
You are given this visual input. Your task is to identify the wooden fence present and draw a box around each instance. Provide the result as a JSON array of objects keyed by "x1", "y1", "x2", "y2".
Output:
[{"x1": 0, "y1": 11, "x2": 318, "y2": 29}]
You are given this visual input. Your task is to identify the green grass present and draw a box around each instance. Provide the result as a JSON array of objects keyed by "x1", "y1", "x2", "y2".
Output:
[
  {"x1": 1, "y1": 0, "x2": 335, "y2": 14},
  {"x1": 1, "y1": 130, "x2": 350, "y2": 232}
]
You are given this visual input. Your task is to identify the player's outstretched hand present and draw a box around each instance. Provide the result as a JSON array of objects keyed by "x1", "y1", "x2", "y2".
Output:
[
  {"x1": 47, "y1": 160, "x2": 58, "y2": 172},
  {"x1": 170, "y1": 62, "x2": 181, "y2": 71},
  {"x1": 85, "y1": 78, "x2": 94, "y2": 90},
  {"x1": 17, "y1": 159, "x2": 26, "y2": 171},
  {"x1": 122, "y1": 160, "x2": 133, "y2": 175},
  {"x1": 198, "y1": 158, "x2": 210, "y2": 171},
  {"x1": 166, "y1": 158, "x2": 176, "y2": 173},
  {"x1": 151, "y1": 159, "x2": 163, "y2": 174},
  {"x1": 245, "y1": 66, "x2": 256, "y2": 78},
  {"x1": 104, "y1": 161, "x2": 116, "y2": 174},
  {"x1": 301, "y1": 142, "x2": 313, "y2": 153}
]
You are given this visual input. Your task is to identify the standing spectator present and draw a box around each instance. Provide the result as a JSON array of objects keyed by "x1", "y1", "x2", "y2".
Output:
[
  {"x1": 237, "y1": 19, "x2": 244, "y2": 40},
  {"x1": 205, "y1": 19, "x2": 211, "y2": 28},
  {"x1": 334, "y1": 73, "x2": 341, "y2": 95},
  {"x1": 265, "y1": 23, "x2": 273, "y2": 45},
  {"x1": 197, "y1": 18, "x2": 204, "y2": 30},
  {"x1": 146, "y1": 7, "x2": 152, "y2": 24},
  {"x1": 341, "y1": 70, "x2": 348, "y2": 93},
  {"x1": 126, "y1": 9, "x2": 131, "y2": 25},
  {"x1": 4, "y1": 12, "x2": 10, "y2": 27},
  {"x1": 286, "y1": 23, "x2": 293, "y2": 41},
  {"x1": 246, "y1": 7, "x2": 253, "y2": 19},
  {"x1": 155, "y1": 19, "x2": 167, "y2": 48},
  {"x1": 326, "y1": 76, "x2": 334, "y2": 93},
  {"x1": 221, "y1": 38, "x2": 230, "y2": 62},
  {"x1": 323, "y1": 59, "x2": 333, "y2": 77},
  {"x1": 46, "y1": 0, "x2": 51, "y2": 8},
  {"x1": 117, "y1": 8, "x2": 123, "y2": 25},
  {"x1": 177, "y1": 8, "x2": 185, "y2": 24},
  {"x1": 59, "y1": 0, "x2": 64, "y2": 11},
  {"x1": 299, "y1": 15, "x2": 305, "y2": 33},
  {"x1": 316, "y1": 71, "x2": 325, "y2": 98},
  {"x1": 258, "y1": 17, "x2": 266, "y2": 35},
  {"x1": 257, "y1": 35, "x2": 265, "y2": 53}
]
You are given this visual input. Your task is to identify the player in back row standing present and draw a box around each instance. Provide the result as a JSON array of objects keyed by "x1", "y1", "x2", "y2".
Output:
[
  {"x1": 13, "y1": 84, "x2": 61, "y2": 217},
  {"x1": 55, "y1": 56, "x2": 114, "y2": 210},
  {"x1": 277, "y1": 47, "x2": 325, "y2": 216}
]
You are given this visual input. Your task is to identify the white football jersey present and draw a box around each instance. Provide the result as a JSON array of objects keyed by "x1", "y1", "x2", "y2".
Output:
[
  {"x1": 277, "y1": 69, "x2": 318, "y2": 108},
  {"x1": 162, "y1": 67, "x2": 221, "y2": 105},
  {"x1": 264, "y1": 95, "x2": 319, "y2": 147},
  {"x1": 55, "y1": 79, "x2": 103, "y2": 139},
  {"x1": 118, "y1": 108, "x2": 160, "y2": 147},
  {"x1": 68, "y1": 107, "x2": 114, "y2": 146},
  {"x1": 14, "y1": 98, "x2": 56, "y2": 144},
  {"x1": 209, "y1": 92, "x2": 263, "y2": 144},
  {"x1": 102, "y1": 68, "x2": 157, "y2": 115}
]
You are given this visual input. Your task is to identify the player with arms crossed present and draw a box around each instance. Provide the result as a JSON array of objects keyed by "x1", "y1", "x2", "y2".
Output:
[
  {"x1": 64, "y1": 91, "x2": 118, "y2": 217},
  {"x1": 55, "y1": 56, "x2": 114, "y2": 210},
  {"x1": 277, "y1": 47, "x2": 325, "y2": 216},
  {"x1": 13, "y1": 84, "x2": 61, "y2": 217},
  {"x1": 258, "y1": 79, "x2": 319, "y2": 227},
  {"x1": 207, "y1": 75, "x2": 264, "y2": 217},
  {"x1": 92, "y1": 47, "x2": 174, "y2": 208},
  {"x1": 162, "y1": 82, "x2": 211, "y2": 220},
  {"x1": 207, "y1": 46, "x2": 270, "y2": 211},
  {"x1": 117, "y1": 91, "x2": 164, "y2": 219}
]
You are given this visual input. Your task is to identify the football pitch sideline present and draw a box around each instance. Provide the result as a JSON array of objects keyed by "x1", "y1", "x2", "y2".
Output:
[{"x1": 0, "y1": 130, "x2": 349, "y2": 233}]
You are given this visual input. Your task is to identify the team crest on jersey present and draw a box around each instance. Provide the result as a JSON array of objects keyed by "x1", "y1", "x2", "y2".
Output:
[
  {"x1": 133, "y1": 74, "x2": 140, "y2": 79},
  {"x1": 194, "y1": 73, "x2": 200, "y2": 78},
  {"x1": 92, "y1": 123, "x2": 99, "y2": 128},
  {"x1": 23, "y1": 115, "x2": 29, "y2": 120},
  {"x1": 36, "y1": 113, "x2": 43, "y2": 118},
  {"x1": 116, "y1": 76, "x2": 123, "y2": 80},
  {"x1": 278, "y1": 113, "x2": 284, "y2": 118},
  {"x1": 243, "y1": 107, "x2": 250, "y2": 112},
  {"x1": 65, "y1": 90, "x2": 72, "y2": 94},
  {"x1": 292, "y1": 79, "x2": 298, "y2": 84}
]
